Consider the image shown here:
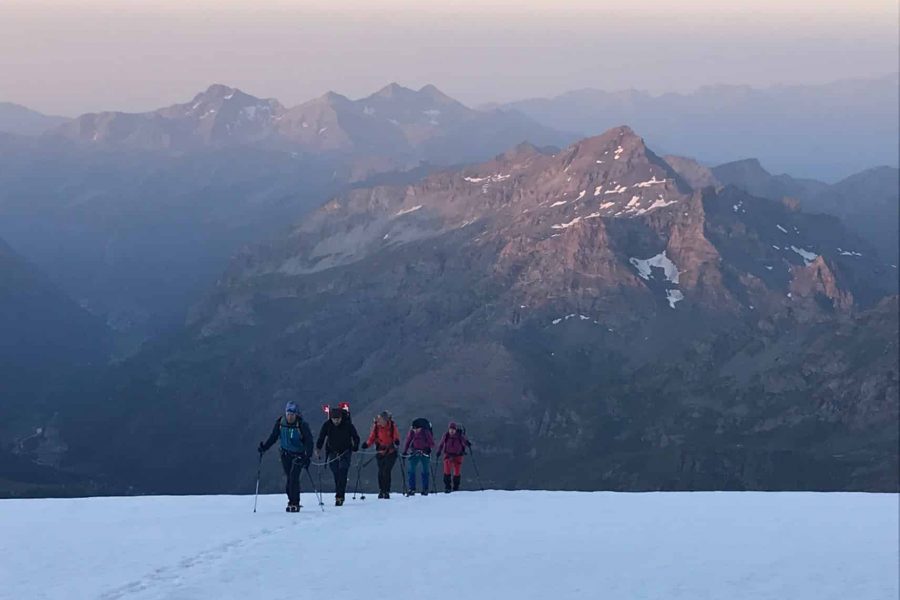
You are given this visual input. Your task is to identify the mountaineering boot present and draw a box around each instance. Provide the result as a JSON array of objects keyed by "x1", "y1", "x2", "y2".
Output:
[
  {"x1": 335, "y1": 496, "x2": 345, "y2": 507},
  {"x1": 286, "y1": 504, "x2": 300, "y2": 512},
  {"x1": 443, "y1": 474, "x2": 452, "y2": 493},
  {"x1": 421, "y1": 490, "x2": 429, "y2": 496},
  {"x1": 384, "y1": 492, "x2": 390, "y2": 499},
  {"x1": 405, "y1": 489, "x2": 416, "y2": 497},
  {"x1": 377, "y1": 492, "x2": 385, "y2": 499},
  {"x1": 453, "y1": 475, "x2": 461, "y2": 491}
]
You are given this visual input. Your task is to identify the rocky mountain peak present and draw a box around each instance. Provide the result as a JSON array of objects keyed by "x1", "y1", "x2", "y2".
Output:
[
  {"x1": 196, "y1": 83, "x2": 240, "y2": 102},
  {"x1": 417, "y1": 84, "x2": 463, "y2": 106},
  {"x1": 371, "y1": 82, "x2": 417, "y2": 100},
  {"x1": 713, "y1": 158, "x2": 772, "y2": 182}
]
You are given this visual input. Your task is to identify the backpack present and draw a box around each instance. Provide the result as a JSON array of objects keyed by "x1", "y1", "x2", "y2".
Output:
[
  {"x1": 451, "y1": 424, "x2": 469, "y2": 455},
  {"x1": 411, "y1": 417, "x2": 432, "y2": 432}
]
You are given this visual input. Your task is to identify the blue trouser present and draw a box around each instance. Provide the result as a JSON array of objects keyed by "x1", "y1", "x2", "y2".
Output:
[{"x1": 407, "y1": 453, "x2": 430, "y2": 491}]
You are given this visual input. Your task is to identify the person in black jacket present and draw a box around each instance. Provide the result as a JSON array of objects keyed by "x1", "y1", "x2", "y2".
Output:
[
  {"x1": 258, "y1": 401, "x2": 314, "y2": 512},
  {"x1": 316, "y1": 406, "x2": 360, "y2": 506}
]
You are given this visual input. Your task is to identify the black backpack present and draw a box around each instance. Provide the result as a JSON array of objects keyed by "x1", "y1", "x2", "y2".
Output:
[{"x1": 411, "y1": 417, "x2": 432, "y2": 432}]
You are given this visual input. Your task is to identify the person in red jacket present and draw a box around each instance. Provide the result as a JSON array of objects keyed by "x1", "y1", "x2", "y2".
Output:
[
  {"x1": 436, "y1": 422, "x2": 471, "y2": 493},
  {"x1": 361, "y1": 410, "x2": 401, "y2": 499}
]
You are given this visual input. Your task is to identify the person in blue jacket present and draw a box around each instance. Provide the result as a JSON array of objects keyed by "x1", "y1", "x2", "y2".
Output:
[{"x1": 258, "y1": 401, "x2": 314, "y2": 512}]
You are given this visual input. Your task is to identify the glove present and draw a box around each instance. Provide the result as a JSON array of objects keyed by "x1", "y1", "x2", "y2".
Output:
[
  {"x1": 394, "y1": 440, "x2": 400, "y2": 447},
  {"x1": 436, "y1": 451, "x2": 442, "y2": 458},
  {"x1": 361, "y1": 442, "x2": 369, "y2": 450},
  {"x1": 314, "y1": 449, "x2": 321, "y2": 459},
  {"x1": 302, "y1": 456, "x2": 311, "y2": 468},
  {"x1": 257, "y1": 442, "x2": 266, "y2": 454}
]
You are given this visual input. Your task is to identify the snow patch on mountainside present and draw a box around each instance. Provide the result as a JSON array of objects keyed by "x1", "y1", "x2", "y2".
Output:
[
  {"x1": 629, "y1": 251, "x2": 680, "y2": 284},
  {"x1": 666, "y1": 289, "x2": 685, "y2": 308},
  {"x1": 790, "y1": 245, "x2": 819, "y2": 265},
  {"x1": 395, "y1": 205, "x2": 423, "y2": 217}
]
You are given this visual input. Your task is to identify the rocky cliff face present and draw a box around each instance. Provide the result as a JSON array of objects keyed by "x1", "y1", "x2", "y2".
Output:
[{"x1": 58, "y1": 127, "x2": 898, "y2": 495}]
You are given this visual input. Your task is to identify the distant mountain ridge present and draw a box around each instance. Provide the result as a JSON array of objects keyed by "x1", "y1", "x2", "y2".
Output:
[
  {"x1": 48, "y1": 82, "x2": 574, "y2": 170},
  {"x1": 703, "y1": 159, "x2": 899, "y2": 263},
  {"x1": 0, "y1": 102, "x2": 68, "y2": 136},
  {"x1": 497, "y1": 74, "x2": 900, "y2": 181}
]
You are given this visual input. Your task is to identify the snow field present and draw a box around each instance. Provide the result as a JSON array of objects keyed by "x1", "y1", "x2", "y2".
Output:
[{"x1": 0, "y1": 491, "x2": 897, "y2": 600}]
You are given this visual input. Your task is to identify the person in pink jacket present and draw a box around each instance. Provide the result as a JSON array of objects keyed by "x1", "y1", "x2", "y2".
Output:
[{"x1": 436, "y1": 422, "x2": 471, "y2": 493}]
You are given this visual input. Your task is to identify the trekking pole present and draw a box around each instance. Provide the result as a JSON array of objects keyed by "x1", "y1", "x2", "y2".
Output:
[
  {"x1": 399, "y1": 454, "x2": 408, "y2": 496},
  {"x1": 469, "y1": 449, "x2": 485, "y2": 492},
  {"x1": 358, "y1": 455, "x2": 370, "y2": 501},
  {"x1": 253, "y1": 452, "x2": 263, "y2": 513},
  {"x1": 304, "y1": 466, "x2": 325, "y2": 512},
  {"x1": 353, "y1": 454, "x2": 364, "y2": 500}
]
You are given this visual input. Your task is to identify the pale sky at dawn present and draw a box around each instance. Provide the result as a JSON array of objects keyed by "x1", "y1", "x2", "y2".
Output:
[{"x1": 1, "y1": 0, "x2": 897, "y2": 115}]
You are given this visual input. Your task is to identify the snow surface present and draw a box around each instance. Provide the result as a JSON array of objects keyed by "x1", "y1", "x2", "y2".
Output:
[
  {"x1": 463, "y1": 174, "x2": 509, "y2": 184},
  {"x1": 394, "y1": 204, "x2": 423, "y2": 217},
  {"x1": 777, "y1": 224, "x2": 789, "y2": 234},
  {"x1": 1, "y1": 492, "x2": 896, "y2": 600},
  {"x1": 666, "y1": 288, "x2": 684, "y2": 308},
  {"x1": 550, "y1": 200, "x2": 568, "y2": 208},
  {"x1": 630, "y1": 251, "x2": 680, "y2": 284},
  {"x1": 551, "y1": 216, "x2": 583, "y2": 230},
  {"x1": 838, "y1": 248, "x2": 863, "y2": 257},
  {"x1": 635, "y1": 176, "x2": 666, "y2": 188},
  {"x1": 790, "y1": 245, "x2": 819, "y2": 266},
  {"x1": 633, "y1": 196, "x2": 678, "y2": 215}
]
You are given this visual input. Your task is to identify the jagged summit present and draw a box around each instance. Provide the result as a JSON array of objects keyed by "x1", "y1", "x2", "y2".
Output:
[{"x1": 195, "y1": 83, "x2": 240, "y2": 100}]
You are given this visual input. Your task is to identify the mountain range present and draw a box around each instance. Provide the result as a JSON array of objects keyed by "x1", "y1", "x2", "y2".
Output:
[
  {"x1": 0, "y1": 80, "x2": 896, "y2": 498},
  {"x1": 38, "y1": 126, "x2": 897, "y2": 497},
  {"x1": 0, "y1": 83, "x2": 571, "y2": 344},
  {"x1": 707, "y1": 159, "x2": 899, "y2": 263},
  {"x1": 49, "y1": 83, "x2": 571, "y2": 171},
  {"x1": 496, "y1": 74, "x2": 899, "y2": 181}
]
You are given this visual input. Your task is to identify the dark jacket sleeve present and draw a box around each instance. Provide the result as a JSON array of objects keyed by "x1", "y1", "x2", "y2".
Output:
[
  {"x1": 316, "y1": 421, "x2": 329, "y2": 450},
  {"x1": 350, "y1": 424, "x2": 360, "y2": 452},
  {"x1": 261, "y1": 418, "x2": 281, "y2": 451},
  {"x1": 301, "y1": 420, "x2": 314, "y2": 456}
]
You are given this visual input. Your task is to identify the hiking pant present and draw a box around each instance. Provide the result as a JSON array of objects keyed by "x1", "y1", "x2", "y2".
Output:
[
  {"x1": 443, "y1": 455, "x2": 464, "y2": 477},
  {"x1": 280, "y1": 451, "x2": 305, "y2": 505},
  {"x1": 407, "y1": 453, "x2": 430, "y2": 491},
  {"x1": 377, "y1": 452, "x2": 397, "y2": 494},
  {"x1": 328, "y1": 452, "x2": 352, "y2": 499}
]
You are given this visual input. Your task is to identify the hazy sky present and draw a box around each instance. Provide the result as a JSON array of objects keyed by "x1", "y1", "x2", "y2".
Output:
[{"x1": 1, "y1": 0, "x2": 897, "y2": 115}]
